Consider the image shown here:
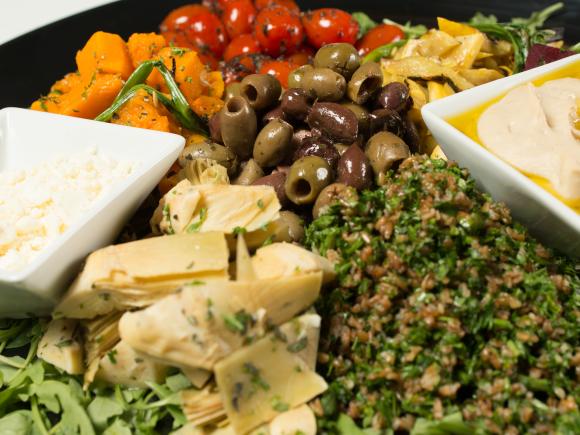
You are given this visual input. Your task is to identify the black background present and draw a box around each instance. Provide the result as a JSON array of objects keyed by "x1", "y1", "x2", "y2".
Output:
[{"x1": 0, "y1": 0, "x2": 578, "y2": 107}]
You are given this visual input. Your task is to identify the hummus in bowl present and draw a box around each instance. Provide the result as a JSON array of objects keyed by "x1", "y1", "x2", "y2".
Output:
[
  {"x1": 478, "y1": 78, "x2": 580, "y2": 203},
  {"x1": 421, "y1": 54, "x2": 580, "y2": 258}
]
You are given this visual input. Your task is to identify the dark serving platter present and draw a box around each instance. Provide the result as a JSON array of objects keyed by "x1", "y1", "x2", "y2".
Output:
[{"x1": 0, "y1": 0, "x2": 578, "y2": 108}]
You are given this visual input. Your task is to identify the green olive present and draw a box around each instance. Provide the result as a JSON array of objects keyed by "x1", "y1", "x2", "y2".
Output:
[
  {"x1": 253, "y1": 119, "x2": 294, "y2": 167},
  {"x1": 365, "y1": 131, "x2": 410, "y2": 185},
  {"x1": 313, "y1": 43, "x2": 361, "y2": 80},
  {"x1": 241, "y1": 74, "x2": 282, "y2": 111},
  {"x1": 219, "y1": 96, "x2": 258, "y2": 160},
  {"x1": 243, "y1": 211, "x2": 304, "y2": 246},
  {"x1": 347, "y1": 61, "x2": 383, "y2": 104},
  {"x1": 224, "y1": 82, "x2": 242, "y2": 101},
  {"x1": 301, "y1": 67, "x2": 346, "y2": 102},
  {"x1": 340, "y1": 102, "x2": 371, "y2": 137},
  {"x1": 285, "y1": 156, "x2": 333, "y2": 205},
  {"x1": 179, "y1": 138, "x2": 239, "y2": 176},
  {"x1": 312, "y1": 183, "x2": 358, "y2": 219},
  {"x1": 233, "y1": 159, "x2": 264, "y2": 185},
  {"x1": 288, "y1": 65, "x2": 313, "y2": 88}
]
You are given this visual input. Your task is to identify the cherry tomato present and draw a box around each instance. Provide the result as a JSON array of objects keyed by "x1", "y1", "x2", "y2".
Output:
[
  {"x1": 221, "y1": 53, "x2": 271, "y2": 84},
  {"x1": 259, "y1": 59, "x2": 296, "y2": 87},
  {"x1": 160, "y1": 5, "x2": 229, "y2": 58},
  {"x1": 254, "y1": 6, "x2": 304, "y2": 57},
  {"x1": 302, "y1": 8, "x2": 359, "y2": 49},
  {"x1": 286, "y1": 46, "x2": 314, "y2": 66},
  {"x1": 224, "y1": 33, "x2": 260, "y2": 61},
  {"x1": 223, "y1": 0, "x2": 256, "y2": 39},
  {"x1": 201, "y1": 0, "x2": 234, "y2": 15},
  {"x1": 356, "y1": 24, "x2": 405, "y2": 56},
  {"x1": 254, "y1": 0, "x2": 300, "y2": 13}
]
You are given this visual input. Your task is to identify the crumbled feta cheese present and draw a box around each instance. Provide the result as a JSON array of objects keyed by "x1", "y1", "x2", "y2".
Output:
[{"x1": 0, "y1": 148, "x2": 134, "y2": 272}]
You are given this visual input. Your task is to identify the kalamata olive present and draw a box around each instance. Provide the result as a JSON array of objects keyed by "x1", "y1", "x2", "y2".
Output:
[
  {"x1": 403, "y1": 113, "x2": 422, "y2": 154},
  {"x1": 313, "y1": 43, "x2": 361, "y2": 80},
  {"x1": 288, "y1": 65, "x2": 313, "y2": 89},
  {"x1": 253, "y1": 119, "x2": 294, "y2": 167},
  {"x1": 208, "y1": 113, "x2": 222, "y2": 143},
  {"x1": 179, "y1": 138, "x2": 239, "y2": 177},
  {"x1": 369, "y1": 109, "x2": 405, "y2": 137},
  {"x1": 312, "y1": 183, "x2": 358, "y2": 219},
  {"x1": 281, "y1": 88, "x2": 313, "y2": 121},
  {"x1": 252, "y1": 171, "x2": 289, "y2": 206},
  {"x1": 241, "y1": 74, "x2": 282, "y2": 111},
  {"x1": 337, "y1": 144, "x2": 373, "y2": 190},
  {"x1": 340, "y1": 102, "x2": 371, "y2": 138},
  {"x1": 307, "y1": 102, "x2": 359, "y2": 144},
  {"x1": 262, "y1": 105, "x2": 287, "y2": 125},
  {"x1": 293, "y1": 136, "x2": 340, "y2": 169},
  {"x1": 365, "y1": 132, "x2": 411, "y2": 184},
  {"x1": 301, "y1": 68, "x2": 346, "y2": 102},
  {"x1": 224, "y1": 82, "x2": 242, "y2": 101},
  {"x1": 233, "y1": 159, "x2": 264, "y2": 185},
  {"x1": 291, "y1": 129, "x2": 314, "y2": 150},
  {"x1": 220, "y1": 96, "x2": 258, "y2": 160},
  {"x1": 285, "y1": 156, "x2": 333, "y2": 205},
  {"x1": 347, "y1": 62, "x2": 383, "y2": 104},
  {"x1": 376, "y1": 82, "x2": 411, "y2": 112}
]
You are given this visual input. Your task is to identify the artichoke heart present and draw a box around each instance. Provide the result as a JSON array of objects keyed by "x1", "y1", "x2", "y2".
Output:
[
  {"x1": 37, "y1": 319, "x2": 84, "y2": 375},
  {"x1": 153, "y1": 181, "x2": 280, "y2": 235},
  {"x1": 214, "y1": 315, "x2": 327, "y2": 434},
  {"x1": 55, "y1": 232, "x2": 229, "y2": 319},
  {"x1": 119, "y1": 272, "x2": 322, "y2": 371}
]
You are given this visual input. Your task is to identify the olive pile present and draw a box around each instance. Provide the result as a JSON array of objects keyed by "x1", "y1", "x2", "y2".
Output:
[{"x1": 182, "y1": 43, "x2": 417, "y2": 237}]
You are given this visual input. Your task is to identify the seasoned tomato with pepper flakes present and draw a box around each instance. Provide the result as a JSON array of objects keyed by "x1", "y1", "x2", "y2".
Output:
[
  {"x1": 160, "y1": 4, "x2": 229, "y2": 58},
  {"x1": 254, "y1": 6, "x2": 304, "y2": 57},
  {"x1": 258, "y1": 59, "x2": 296, "y2": 87},
  {"x1": 302, "y1": 8, "x2": 359, "y2": 49},
  {"x1": 223, "y1": 33, "x2": 260, "y2": 61},
  {"x1": 221, "y1": 53, "x2": 269, "y2": 84},
  {"x1": 254, "y1": 0, "x2": 300, "y2": 13},
  {"x1": 222, "y1": 0, "x2": 256, "y2": 39},
  {"x1": 356, "y1": 23, "x2": 405, "y2": 56}
]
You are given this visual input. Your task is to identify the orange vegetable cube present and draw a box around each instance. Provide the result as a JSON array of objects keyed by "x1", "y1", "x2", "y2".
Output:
[
  {"x1": 111, "y1": 89, "x2": 179, "y2": 133},
  {"x1": 76, "y1": 31, "x2": 133, "y2": 80},
  {"x1": 191, "y1": 96, "x2": 225, "y2": 119},
  {"x1": 127, "y1": 32, "x2": 168, "y2": 69}
]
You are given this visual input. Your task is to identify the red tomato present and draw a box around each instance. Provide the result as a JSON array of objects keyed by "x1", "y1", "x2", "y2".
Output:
[
  {"x1": 160, "y1": 5, "x2": 229, "y2": 58},
  {"x1": 254, "y1": 6, "x2": 304, "y2": 57},
  {"x1": 201, "y1": 0, "x2": 234, "y2": 15},
  {"x1": 259, "y1": 59, "x2": 295, "y2": 87},
  {"x1": 223, "y1": 0, "x2": 256, "y2": 39},
  {"x1": 254, "y1": 0, "x2": 300, "y2": 13},
  {"x1": 221, "y1": 53, "x2": 271, "y2": 84},
  {"x1": 356, "y1": 24, "x2": 405, "y2": 56},
  {"x1": 302, "y1": 8, "x2": 359, "y2": 49},
  {"x1": 286, "y1": 46, "x2": 314, "y2": 66},
  {"x1": 224, "y1": 34, "x2": 260, "y2": 61}
]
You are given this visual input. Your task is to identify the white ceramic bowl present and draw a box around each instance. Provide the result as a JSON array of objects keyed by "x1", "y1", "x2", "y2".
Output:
[
  {"x1": 0, "y1": 108, "x2": 184, "y2": 317},
  {"x1": 422, "y1": 54, "x2": 580, "y2": 259}
]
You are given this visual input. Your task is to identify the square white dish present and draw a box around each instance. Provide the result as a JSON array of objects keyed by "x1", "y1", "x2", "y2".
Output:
[
  {"x1": 422, "y1": 54, "x2": 580, "y2": 259},
  {"x1": 0, "y1": 108, "x2": 184, "y2": 317}
]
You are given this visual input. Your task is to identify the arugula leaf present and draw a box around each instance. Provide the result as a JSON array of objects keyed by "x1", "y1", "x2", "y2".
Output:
[
  {"x1": 88, "y1": 396, "x2": 124, "y2": 429},
  {"x1": 336, "y1": 414, "x2": 380, "y2": 435},
  {"x1": 411, "y1": 412, "x2": 474, "y2": 435},
  {"x1": 363, "y1": 40, "x2": 407, "y2": 63},
  {"x1": 383, "y1": 18, "x2": 427, "y2": 39},
  {"x1": 0, "y1": 410, "x2": 33, "y2": 435},
  {"x1": 352, "y1": 12, "x2": 378, "y2": 38},
  {"x1": 570, "y1": 42, "x2": 580, "y2": 53}
]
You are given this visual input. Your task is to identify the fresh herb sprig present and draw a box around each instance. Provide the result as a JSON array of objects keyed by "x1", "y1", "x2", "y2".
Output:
[{"x1": 468, "y1": 2, "x2": 565, "y2": 72}]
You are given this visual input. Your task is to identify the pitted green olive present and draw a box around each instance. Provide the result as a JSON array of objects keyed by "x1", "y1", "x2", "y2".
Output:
[
  {"x1": 241, "y1": 74, "x2": 282, "y2": 111},
  {"x1": 219, "y1": 96, "x2": 258, "y2": 160},
  {"x1": 179, "y1": 138, "x2": 239, "y2": 177},
  {"x1": 347, "y1": 62, "x2": 383, "y2": 104},
  {"x1": 224, "y1": 82, "x2": 243, "y2": 101},
  {"x1": 365, "y1": 131, "x2": 410, "y2": 184},
  {"x1": 253, "y1": 119, "x2": 294, "y2": 167},
  {"x1": 313, "y1": 43, "x2": 361, "y2": 79},
  {"x1": 285, "y1": 156, "x2": 333, "y2": 205},
  {"x1": 288, "y1": 65, "x2": 313, "y2": 88},
  {"x1": 300, "y1": 68, "x2": 346, "y2": 102}
]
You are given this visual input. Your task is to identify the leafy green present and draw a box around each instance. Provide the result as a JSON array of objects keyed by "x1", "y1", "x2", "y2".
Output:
[
  {"x1": 570, "y1": 42, "x2": 580, "y2": 53},
  {"x1": 352, "y1": 12, "x2": 378, "y2": 38},
  {"x1": 363, "y1": 40, "x2": 407, "y2": 63},
  {"x1": 0, "y1": 319, "x2": 188, "y2": 434},
  {"x1": 468, "y1": 2, "x2": 565, "y2": 71},
  {"x1": 411, "y1": 413, "x2": 474, "y2": 435},
  {"x1": 383, "y1": 18, "x2": 427, "y2": 39}
]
